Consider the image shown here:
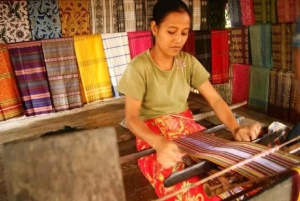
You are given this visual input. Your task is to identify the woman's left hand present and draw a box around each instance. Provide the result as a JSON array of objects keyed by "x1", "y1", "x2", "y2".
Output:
[{"x1": 233, "y1": 123, "x2": 261, "y2": 142}]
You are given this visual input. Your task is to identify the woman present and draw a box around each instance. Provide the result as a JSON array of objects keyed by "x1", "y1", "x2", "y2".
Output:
[{"x1": 118, "y1": 0, "x2": 261, "y2": 200}]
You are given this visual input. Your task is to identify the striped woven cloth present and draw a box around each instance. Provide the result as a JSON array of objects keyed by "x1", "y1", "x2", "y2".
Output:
[
  {"x1": 174, "y1": 131, "x2": 300, "y2": 180},
  {"x1": 134, "y1": 0, "x2": 146, "y2": 31},
  {"x1": 253, "y1": 0, "x2": 277, "y2": 24},
  {"x1": 42, "y1": 38, "x2": 83, "y2": 112},
  {"x1": 0, "y1": 44, "x2": 23, "y2": 121},
  {"x1": 90, "y1": 0, "x2": 118, "y2": 34},
  {"x1": 8, "y1": 41, "x2": 53, "y2": 116},
  {"x1": 123, "y1": 0, "x2": 136, "y2": 32},
  {"x1": 272, "y1": 24, "x2": 293, "y2": 70},
  {"x1": 145, "y1": 0, "x2": 156, "y2": 30},
  {"x1": 102, "y1": 33, "x2": 131, "y2": 97},
  {"x1": 127, "y1": 31, "x2": 152, "y2": 59},
  {"x1": 74, "y1": 35, "x2": 113, "y2": 103},
  {"x1": 230, "y1": 27, "x2": 249, "y2": 65},
  {"x1": 195, "y1": 30, "x2": 211, "y2": 74}
]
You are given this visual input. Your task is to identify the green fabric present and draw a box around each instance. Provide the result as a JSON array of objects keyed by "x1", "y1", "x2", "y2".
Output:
[
  {"x1": 249, "y1": 66, "x2": 270, "y2": 114},
  {"x1": 118, "y1": 50, "x2": 210, "y2": 120}
]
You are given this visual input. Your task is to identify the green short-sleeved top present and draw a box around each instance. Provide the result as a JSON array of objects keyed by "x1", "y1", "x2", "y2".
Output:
[{"x1": 117, "y1": 50, "x2": 210, "y2": 120}]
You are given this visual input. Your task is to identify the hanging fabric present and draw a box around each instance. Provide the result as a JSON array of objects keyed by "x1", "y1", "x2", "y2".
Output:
[
  {"x1": 232, "y1": 64, "x2": 250, "y2": 106},
  {"x1": 211, "y1": 30, "x2": 229, "y2": 85},
  {"x1": 228, "y1": 0, "x2": 242, "y2": 27},
  {"x1": 8, "y1": 41, "x2": 53, "y2": 116},
  {"x1": 200, "y1": 0, "x2": 208, "y2": 30},
  {"x1": 41, "y1": 38, "x2": 83, "y2": 112},
  {"x1": 0, "y1": 1, "x2": 32, "y2": 43},
  {"x1": 249, "y1": 66, "x2": 270, "y2": 114},
  {"x1": 27, "y1": 0, "x2": 62, "y2": 40},
  {"x1": 127, "y1": 31, "x2": 152, "y2": 59},
  {"x1": 182, "y1": 31, "x2": 195, "y2": 56},
  {"x1": 116, "y1": 0, "x2": 125, "y2": 32},
  {"x1": 230, "y1": 27, "x2": 249, "y2": 65},
  {"x1": 195, "y1": 30, "x2": 211, "y2": 74},
  {"x1": 272, "y1": 24, "x2": 293, "y2": 71},
  {"x1": 102, "y1": 33, "x2": 131, "y2": 97},
  {"x1": 135, "y1": 0, "x2": 146, "y2": 31},
  {"x1": 268, "y1": 69, "x2": 292, "y2": 122},
  {"x1": 239, "y1": 0, "x2": 255, "y2": 26},
  {"x1": 192, "y1": 0, "x2": 200, "y2": 30},
  {"x1": 74, "y1": 34, "x2": 113, "y2": 103},
  {"x1": 276, "y1": 0, "x2": 296, "y2": 23},
  {"x1": 213, "y1": 83, "x2": 232, "y2": 104},
  {"x1": 90, "y1": 0, "x2": 118, "y2": 34},
  {"x1": 289, "y1": 76, "x2": 300, "y2": 124},
  {"x1": 145, "y1": 0, "x2": 156, "y2": 30},
  {"x1": 0, "y1": 44, "x2": 23, "y2": 121},
  {"x1": 123, "y1": 0, "x2": 136, "y2": 32},
  {"x1": 249, "y1": 24, "x2": 272, "y2": 69},
  {"x1": 253, "y1": 0, "x2": 277, "y2": 24},
  {"x1": 58, "y1": 0, "x2": 90, "y2": 37},
  {"x1": 207, "y1": 0, "x2": 226, "y2": 30}
]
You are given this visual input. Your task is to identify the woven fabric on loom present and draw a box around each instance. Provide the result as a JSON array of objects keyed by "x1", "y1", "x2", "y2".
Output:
[
  {"x1": 0, "y1": 45, "x2": 23, "y2": 121},
  {"x1": 232, "y1": 64, "x2": 250, "y2": 106},
  {"x1": 239, "y1": 0, "x2": 255, "y2": 26},
  {"x1": 42, "y1": 38, "x2": 83, "y2": 112},
  {"x1": 0, "y1": 1, "x2": 32, "y2": 43},
  {"x1": 134, "y1": 0, "x2": 146, "y2": 31},
  {"x1": 213, "y1": 83, "x2": 232, "y2": 104},
  {"x1": 127, "y1": 31, "x2": 152, "y2": 59},
  {"x1": 195, "y1": 30, "x2": 211, "y2": 74},
  {"x1": 228, "y1": 0, "x2": 242, "y2": 27},
  {"x1": 102, "y1": 33, "x2": 131, "y2": 97},
  {"x1": 192, "y1": 0, "x2": 200, "y2": 30},
  {"x1": 174, "y1": 131, "x2": 300, "y2": 180},
  {"x1": 249, "y1": 24, "x2": 272, "y2": 69},
  {"x1": 8, "y1": 41, "x2": 53, "y2": 117},
  {"x1": 272, "y1": 24, "x2": 293, "y2": 70},
  {"x1": 253, "y1": 0, "x2": 277, "y2": 24},
  {"x1": 211, "y1": 30, "x2": 229, "y2": 85},
  {"x1": 276, "y1": 0, "x2": 296, "y2": 23},
  {"x1": 207, "y1": 0, "x2": 226, "y2": 30},
  {"x1": 249, "y1": 66, "x2": 270, "y2": 114},
  {"x1": 289, "y1": 76, "x2": 300, "y2": 124},
  {"x1": 123, "y1": 0, "x2": 136, "y2": 32},
  {"x1": 267, "y1": 69, "x2": 292, "y2": 122},
  {"x1": 182, "y1": 31, "x2": 195, "y2": 56},
  {"x1": 27, "y1": 0, "x2": 62, "y2": 40},
  {"x1": 145, "y1": 0, "x2": 156, "y2": 30},
  {"x1": 90, "y1": 0, "x2": 118, "y2": 34},
  {"x1": 58, "y1": 0, "x2": 90, "y2": 37},
  {"x1": 74, "y1": 35, "x2": 113, "y2": 103},
  {"x1": 230, "y1": 27, "x2": 249, "y2": 65}
]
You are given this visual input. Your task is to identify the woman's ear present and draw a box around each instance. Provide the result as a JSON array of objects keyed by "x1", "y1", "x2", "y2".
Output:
[{"x1": 150, "y1": 21, "x2": 158, "y2": 37}]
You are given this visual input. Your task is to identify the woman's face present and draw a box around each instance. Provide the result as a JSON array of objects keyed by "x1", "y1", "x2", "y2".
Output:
[{"x1": 151, "y1": 11, "x2": 190, "y2": 57}]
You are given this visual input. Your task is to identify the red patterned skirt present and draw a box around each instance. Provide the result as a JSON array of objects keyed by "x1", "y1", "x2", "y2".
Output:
[{"x1": 136, "y1": 109, "x2": 221, "y2": 201}]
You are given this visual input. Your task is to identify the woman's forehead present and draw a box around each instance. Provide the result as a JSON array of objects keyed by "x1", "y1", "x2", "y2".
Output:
[{"x1": 160, "y1": 12, "x2": 190, "y2": 28}]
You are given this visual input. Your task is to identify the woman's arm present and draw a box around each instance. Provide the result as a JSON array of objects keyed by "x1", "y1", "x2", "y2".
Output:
[
  {"x1": 197, "y1": 80, "x2": 261, "y2": 141},
  {"x1": 125, "y1": 96, "x2": 185, "y2": 168}
]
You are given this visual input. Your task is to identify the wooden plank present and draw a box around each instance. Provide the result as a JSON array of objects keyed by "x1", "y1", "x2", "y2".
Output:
[{"x1": 2, "y1": 127, "x2": 126, "y2": 201}]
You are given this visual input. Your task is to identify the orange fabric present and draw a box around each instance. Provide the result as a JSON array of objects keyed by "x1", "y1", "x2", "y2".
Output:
[{"x1": 137, "y1": 109, "x2": 221, "y2": 201}]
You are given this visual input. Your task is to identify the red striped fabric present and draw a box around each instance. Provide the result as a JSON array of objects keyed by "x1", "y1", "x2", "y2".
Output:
[
  {"x1": 182, "y1": 31, "x2": 196, "y2": 56},
  {"x1": 232, "y1": 64, "x2": 250, "y2": 106}
]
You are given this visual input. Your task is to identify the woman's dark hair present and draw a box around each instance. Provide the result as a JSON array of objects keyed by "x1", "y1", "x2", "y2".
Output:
[{"x1": 152, "y1": 0, "x2": 191, "y2": 26}]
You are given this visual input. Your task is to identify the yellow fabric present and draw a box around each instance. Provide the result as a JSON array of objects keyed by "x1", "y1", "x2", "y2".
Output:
[
  {"x1": 74, "y1": 34, "x2": 113, "y2": 103},
  {"x1": 292, "y1": 165, "x2": 300, "y2": 201}
]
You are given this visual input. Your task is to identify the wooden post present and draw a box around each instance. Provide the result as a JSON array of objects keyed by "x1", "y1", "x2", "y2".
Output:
[{"x1": 2, "y1": 127, "x2": 126, "y2": 201}]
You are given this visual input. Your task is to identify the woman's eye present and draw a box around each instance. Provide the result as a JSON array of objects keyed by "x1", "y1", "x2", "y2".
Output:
[
  {"x1": 182, "y1": 32, "x2": 188, "y2": 36},
  {"x1": 168, "y1": 31, "x2": 175, "y2": 34}
]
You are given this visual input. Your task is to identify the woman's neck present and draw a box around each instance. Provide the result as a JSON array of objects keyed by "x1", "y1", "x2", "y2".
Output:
[{"x1": 150, "y1": 46, "x2": 174, "y2": 71}]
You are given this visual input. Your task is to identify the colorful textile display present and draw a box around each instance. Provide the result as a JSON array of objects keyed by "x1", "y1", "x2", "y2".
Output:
[
  {"x1": 211, "y1": 30, "x2": 229, "y2": 84},
  {"x1": 230, "y1": 27, "x2": 249, "y2": 65},
  {"x1": 228, "y1": 0, "x2": 242, "y2": 27},
  {"x1": 240, "y1": 0, "x2": 255, "y2": 26},
  {"x1": 42, "y1": 38, "x2": 83, "y2": 112},
  {"x1": 232, "y1": 64, "x2": 250, "y2": 106},
  {"x1": 272, "y1": 24, "x2": 293, "y2": 70},
  {"x1": 253, "y1": 0, "x2": 277, "y2": 24},
  {"x1": 90, "y1": 0, "x2": 118, "y2": 34},
  {"x1": 249, "y1": 66, "x2": 270, "y2": 114},
  {"x1": 8, "y1": 41, "x2": 53, "y2": 116},
  {"x1": 276, "y1": 0, "x2": 296, "y2": 23},
  {"x1": 134, "y1": 0, "x2": 146, "y2": 31},
  {"x1": 116, "y1": 0, "x2": 126, "y2": 32},
  {"x1": 207, "y1": 0, "x2": 226, "y2": 30},
  {"x1": 249, "y1": 24, "x2": 272, "y2": 68},
  {"x1": 58, "y1": 0, "x2": 90, "y2": 37},
  {"x1": 0, "y1": 44, "x2": 23, "y2": 121},
  {"x1": 182, "y1": 31, "x2": 195, "y2": 56},
  {"x1": 268, "y1": 69, "x2": 293, "y2": 122},
  {"x1": 74, "y1": 34, "x2": 113, "y2": 103},
  {"x1": 123, "y1": 0, "x2": 136, "y2": 32},
  {"x1": 289, "y1": 76, "x2": 300, "y2": 124},
  {"x1": 102, "y1": 33, "x2": 131, "y2": 97},
  {"x1": 127, "y1": 31, "x2": 152, "y2": 59},
  {"x1": 27, "y1": 0, "x2": 62, "y2": 40},
  {"x1": 0, "y1": 1, "x2": 32, "y2": 43},
  {"x1": 145, "y1": 0, "x2": 156, "y2": 30},
  {"x1": 195, "y1": 30, "x2": 211, "y2": 74}
]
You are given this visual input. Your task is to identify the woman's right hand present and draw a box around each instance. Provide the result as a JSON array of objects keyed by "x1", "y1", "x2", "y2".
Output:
[{"x1": 154, "y1": 137, "x2": 186, "y2": 169}]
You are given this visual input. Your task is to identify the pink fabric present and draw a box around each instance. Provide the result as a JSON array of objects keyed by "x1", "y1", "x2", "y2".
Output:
[
  {"x1": 240, "y1": 0, "x2": 255, "y2": 26},
  {"x1": 128, "y1": 31, "x2": 153, "y2": 59},
  {"x1": 232, "y1": 64, "x2": 250, "y2": 106}
]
